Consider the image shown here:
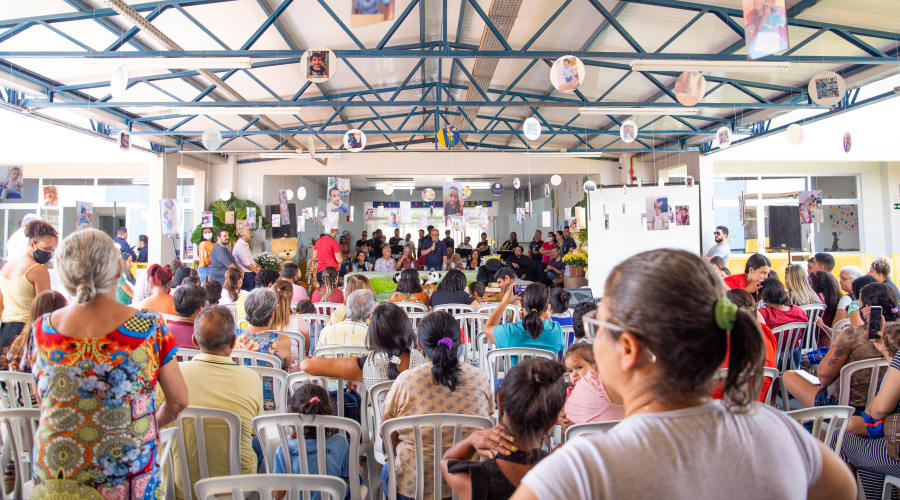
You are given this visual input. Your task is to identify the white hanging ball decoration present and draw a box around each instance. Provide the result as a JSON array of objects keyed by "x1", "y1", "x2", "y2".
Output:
[
  {"x1": 583, "y1": 180, "x2": 597, "y2": 193},
  {"x1": 550, "y1": 175, "x2": 562, "y2": 186},
  {"x1": 786, "y1": 124, "x2": 804, "y2": 145},
  {"x1": 219, "y1": 190, "x2": 232, "y2": 201},
  {"x1": 285, "y1": 189, "x2": 294, "y2": 201},
  {"x1": 297, "y1": 187, "x2": 307, "y2": 200},
  {"x1": 383, "y1": 181, "x2": 395, "y2": 195}
]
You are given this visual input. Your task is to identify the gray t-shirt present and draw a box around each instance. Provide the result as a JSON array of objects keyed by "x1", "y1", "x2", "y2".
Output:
[
  {"x1": 521, "y1": 401, "x2": 821, "y2": 499},
  {"x1": 705, "y1": 243, "x2": 731, "y2": 265},
  {"x1": 210, "y1": 243, "x2": 237, "y2": 285}
]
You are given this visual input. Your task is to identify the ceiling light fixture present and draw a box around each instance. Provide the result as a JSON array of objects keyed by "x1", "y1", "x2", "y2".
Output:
[
  {"x1": 630, "y1": 60, "x2": 791, "y2": 73},
  {"x1": 83, "y1": 57, "x2": 253, "y2": 69},
  {"x1": 376, "y1": 182, "x2": 416, "y2": 190},
  {"x1": 579, "y1": 107, "x2": 699, "y2": 116},
  {"x1": 172, "y1": 106, "x2": 302, "y2": 115}
]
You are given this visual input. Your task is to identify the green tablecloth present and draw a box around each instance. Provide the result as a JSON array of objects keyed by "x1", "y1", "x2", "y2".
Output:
[{"x1": 344, "y1": 270, "x2": 478, "y2": 282}]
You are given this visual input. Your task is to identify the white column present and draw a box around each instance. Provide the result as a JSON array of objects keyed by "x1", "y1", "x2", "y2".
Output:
[
  {"x1": 698, "y1": 154, "x2": 715, "y2": 256},
  {"x1": 148, "y1": 154, "x2": 178, "y2": 264}
]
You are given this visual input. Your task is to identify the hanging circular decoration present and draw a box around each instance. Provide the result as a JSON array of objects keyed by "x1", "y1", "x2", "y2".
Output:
[
  {"x1": 436, "y1": 125, "x2": 461, "y2": 149},
  {"x1": 201, "y1": 129, "x2": 223, "y2": 151},
  {"x1": 343, "y1": 129, "x2": 366, "y2": 152},
  {"x1": 513, "y1": 178, "x2": 521, "y2": 189},
  {"x1": 110, "y1": 65, "x2": 128, "y2": 100},
  {"x1": 523, "y1": 117, "x2": 541, "y2": 141},
  {"x1": 808, "y1": 71, "x2": 846, "y2": 107},
  {"x1": 618, "y1": 156, "x2": 626, "y2": 166},
  {"x1": 786, "y1": 124, "x2": 804, "y2": 145},
  {"x1": 550, "y1": 175, "x2": 562, "y2": 186},
  {"x1": 383, "y1": 181, "x2": 395, "y2": 195},
  {"x1": 549, "y1": 55, "x2": 586, "y2": 92},
  {"x1": 717, "y1": 126, "x2": 733, "y2": 148},
  {"x1": 544, "y1": 184, "x2": 550, "y2": 197},
  {"x1": 219, "y1": 190, "x2": 232, "y2": 201},
  {"x1": 620, "y1": 120, "x2": 638, "y2": 143},
  {"x1": 302, "y1": 47, "x2": 337, "y2": 83},
  {"x1": 491, "y1": 182, "x2": 503, "y2": 196},
  {"x1": 421, "y1": 187, "x2": 435, "y2": 202},
  {"x1": 674, "y1": 71, "x2": 707, "y2": 107},
  {"x1": 285, "y1": 189, "x2": 294, "y2": 201},
  {"x1": 308, "y1": 136, "x2": 316, "y2": 159},
  {"x1": 584, "y1": 180, "x2": 597, "y2": 193},
  {"x1": 297, "y1": 186, "x2": 307, "y2": 200},
  {"x1": 843, "y1": 132, "x2": 852, "y2": 153},
  {"x1": 460, "y1": 185, "x2": 472, "y2": 199}
]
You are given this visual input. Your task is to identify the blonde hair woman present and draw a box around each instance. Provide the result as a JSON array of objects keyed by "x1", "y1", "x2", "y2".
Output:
[
  {"x1": 784, "y1": 264, "x2": 821, "y2": 307},
  {"x1": 270, "y1": 279, "x2": 307, "y2": 361},
  {"x1": 869, "y1": 256, "x2": 900, "y2": 300},
  {"x1": 329, "y1": 274, "x2": 375, "y2": 325}
]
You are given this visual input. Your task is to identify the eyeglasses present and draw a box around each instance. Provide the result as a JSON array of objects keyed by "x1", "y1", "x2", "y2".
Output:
[
  {"x1": 714, "y1": 232, "x2": 723, "y2": 236},
  {"x1": 581, "y1": 316, "x2": 657, "y2": 363}
]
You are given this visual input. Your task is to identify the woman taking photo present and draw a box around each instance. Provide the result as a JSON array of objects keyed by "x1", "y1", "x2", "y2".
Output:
[
  {"x1": 139, "y1": 263, "x2": 177, "y2": 315},
  {"x1": 510, "y1": 249, "x2": 854, "y2": 499},
  {"x1": 723, "y1": 253, "x2": 771, "y2": 297},
  {"x1": 485, "y1": 283, "x2": 565, "y2": 357},
  {"x1": 0, "y1": 219, "x2": 57, "y2": 353}
]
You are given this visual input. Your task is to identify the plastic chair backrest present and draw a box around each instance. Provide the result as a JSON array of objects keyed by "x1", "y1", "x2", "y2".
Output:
[
  {"x1": 770, "y1": 322, "x2": 808, "y2": 372},
  {"x1": 483, "y1": 348, "x2": 558, "y2": 398},
  {"x1": 838, "y1": 358, "x2": 889, "y2": 407},
  {"x1": 396, "y1": 302, "x2": 428, "y2": 314},
  {"x1": 381, "y1": 413, "x2": 493, "y2": 500},
  {"x1": 799, "y1": 304, "x2": 826, "y2": 350},
  {"x1": 281, "y1": 331, "x2": 306, "y2": 367},
  {"x1": 246, "y1": 366, "x2": 289, "y2": 414},
  {"x1": 474, "y1": 332, "x2": 496, "y2": 370},
  {"x1": 175, "y1": 348, "x2": 201, "y2": 363},
  {"x1": 475, "y1": 303, "x2": 519, "y2": 324},
  {"x1": 0, "y1": 371, "x2": 38, "y2": 409},
  {"x1": 160, "y1": 313, "x2": 180, "y2": 323},
  {"x1": 832, "y1": 318, "x2": 852, "y2": 335},
  {"x1": 561, "y1": 326, "x2": 575, "y2": 348},
  {"x1": 369, "y1": 380, "x2": 394, "y2": 457},
  {"x1": 453, "y1": 312, "x2": 489, "y2": 365},
  {"x1": 711, "y1": 367, "x2": 781, "y2": 406},
  {"x1": 286, "y1": 370, "x2": 368, "y2": 421},
  {"x1": 565, "y1": 420, "x2": 620, "y2": 441},
  {"x1": 314, "y1": 302, "x2": 341, "y2": 317},
  {"x1": 193, "y1": 474, "x2": 347, "y2": 500},
  {"x1": 785, "y1": 405, "x2": 854, "y2": 451},
  {"x1": 231, "y1": 349, "x2": 281, "y2": 369},
  {"x1": 221, "y1": 302, "x2": 238, "y2": 320},
  {"x1": 300, "y1": 314, "x2": 331, "y2": 355},
  {"x1": 158, "y1": 427, "x2": 177, "y2": 500},
  {"x1": 434, "y1": 304, "x2": 475, "y2": 316},
  {"x1": 882, "y1": 475, "x2": 900, "y2": 500},
  {"x1": 0, "y1": 408, "x2": 39, "y2": 500},
  {"x1": 174, "y1": 406, "x2": 243, "y2": 500},
  {"x1": 407, "y1": 312, "x2": 426, "y2": 330},
  {"x1": 253, "y1": 414, "x2": 362, "y2": 500}
]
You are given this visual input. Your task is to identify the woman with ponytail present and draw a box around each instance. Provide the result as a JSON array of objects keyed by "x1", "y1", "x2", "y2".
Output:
[
  {"x1": 31, "y1": 229, "x2": 188, "y2": 498},
  {"x1": 485, "y1": 283, "x2": 565, "y2": 358},
  {"x1": 510, "y1": 249, "x2": 855, "y2": 500},
  {"x1": 311, "y1": 266, "x2": 343, "y2": 304},
  {"x1": 758, "y1": 278, "x2": 808, "y2": 329},
  {"x1": 381, "y1": 311, "x2": 492, "y2": 500},
  {"x1": 139, "y1": 263, "x2": 178, "y2": 315},
  {"x1": 299, "y1": 302, "x2": 427, "y2": 390}
]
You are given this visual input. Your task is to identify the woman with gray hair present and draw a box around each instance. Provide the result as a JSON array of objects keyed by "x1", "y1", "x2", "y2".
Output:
[
  {"x1": 236, "y1": 288, "x2": 292, "y2": 374},
  {"x1": 30, "y1": 229, "x2": 188, "y2": 498}
]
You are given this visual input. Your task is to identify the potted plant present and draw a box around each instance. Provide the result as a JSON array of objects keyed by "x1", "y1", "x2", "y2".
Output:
[
  {"x1": 189, "y1": 195, "x2": 270, "y2": 246},
  {"x1": 562, "y1": 252, "x2": 588, "y2": 278}
]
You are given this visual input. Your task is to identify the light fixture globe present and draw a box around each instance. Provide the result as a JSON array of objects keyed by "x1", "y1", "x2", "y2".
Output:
[
  {"x1": 297, "y1": 187, "x2": 307, "y2": 200},
  {"x1": 583, "y1": 180, "x2": 597, "y2": 193},
  {"x1": 551, "y1": 175, "x2": 562, "y2": 186},
  {"x1": 285, "y1": 189, "x2": 294, "y2": 201},
  {"x1": 219, "y1": 190, "x2": 232, "y2": 201},
  {"x1": 383, "y1": 181, "x2": 395, "y2": 195}
]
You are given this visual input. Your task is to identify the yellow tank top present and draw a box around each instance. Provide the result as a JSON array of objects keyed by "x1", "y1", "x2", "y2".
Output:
[{"x1": 0, "y1": 264, "x2": 39, "y2": 322}]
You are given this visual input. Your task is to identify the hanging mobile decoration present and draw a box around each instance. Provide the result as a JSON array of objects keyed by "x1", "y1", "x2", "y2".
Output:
[
  {"x1": 422, "y1": 188, "x2": 435, "y2": 202},
  {"x1": 674, "y1": 71, "x2": 707, "y2": 107},
  {"x1": 437, "y1": 126, "x2": 461, "y2": 149},
  {"x1": 544, "y1": 184, "x2": 550, "y2": 197},
  {"x1": 620, "y1": 120, "x2": 638, "y2": 143},
  {"x1": 808, "y1": 71, "x2": 846, "y2": 107},
  {"x1": 549, "y1": 55, "x2": 586, "y2": 92},
  {"x1": 491, "y1": 183, "x2": 503, "y2": 196},
  {"x1": 716, "y1": 127, "x2": 733, "y2": 148},
  {"x1": 513, "y1": 178, "x2": 521, "y2": 189},
  {"x1": 285, "y1": 189, "x2": 294, "y2": 201},
  {"x1": 110, "y1": 65, "x2": 128, "y2": 100},
  {"x1": 298, "y1": 186, "x2": 307, "y2": 200},
  {"x1": 302, "y1": 47, "x2": 338, "y2": 83},
  {"x1": 583, "y1": 180, "x2": 597, "y2": 193},
  {"x1": 523, "y1": 117, "x2": 541, "y2": 141},
  {"x1": 383, "y1": 181, "x2": 395, "y2": 195},
  {"x1": 550, "y1": 175, "x2": 562, "y2": 186},
  {"x1": 219, "y1": 190, "x2": 232, "y2": 201},
  {"x1": 343, "y1": 129, "x2": 367, "y2": 152},
  {"x1": 786, "y1": 124, "x2": 804, "y2": 145},
  {"x1": 843, "y1": 132, "x2": 852, "y2": 153},
  {"x1": 308, "y1": 137, "x2": 316, "y2": 159},
  {"x1": 202, "y1": 129, "x2": 223, "y2": 151}
]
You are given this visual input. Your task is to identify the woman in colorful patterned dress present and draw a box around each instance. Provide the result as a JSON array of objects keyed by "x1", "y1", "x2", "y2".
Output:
[
  {"x1": 30, "y1": 229, "x2": 188, "y2": 500},
  {"x1": 235, "y1": 287, "x2": 291, "y2": 411}
]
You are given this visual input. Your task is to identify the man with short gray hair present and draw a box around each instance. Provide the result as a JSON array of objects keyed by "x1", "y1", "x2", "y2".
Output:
[
  {"x1": 315, "y1": 289, "x2": 374, "y2": 349},
  {"x1": 158, "y1": 306, "x2": 263, "y2": 498}
]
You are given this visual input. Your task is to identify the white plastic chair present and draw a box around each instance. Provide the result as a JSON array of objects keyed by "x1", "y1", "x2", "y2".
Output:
[
  {"x1": 711, "y1": 367, "x2": 781, "y2": 407},
  {"x1": 301, "y1": 313, "x2": 331, "y2": 355},
  {"x1": 175, "y1": 348, "x2": 201, "y2": 363},
  {"x1": 0, "y1": 409, "x2": 39, "y2": 500},
  {"x1": 832, "y1": 318, "x2": 852, "y2": 337},
  {"x1": 565, "y1": 420, "x2": 620, "y2": 441},
  {"x1": 838, "y1": 358, "x2": 889, "y2": 407},
  {"x1": 475, "y1": 332, "x2": 496, "y2": 371},
  {"x1": 561, "y1": 325, "x2": 575, "y2": 347},
  {"x1": 231, "y1": 349, "x2": 282, "y2": 369},
  {"x1": 381, "y1": 413, "x2": 493, "y2": 500},
  {"x1": 770, "y1": 321, "x2": 808, "y2": 407},
  {"x1": 220, "y1": 302, "x2": 238, "y2": 320},
  {"x1": 0, "y1": 372, "x2": 38, "y2": 409},
  {"x1": 253, "y1": 414, "x2": 362, "y2": 500},
  {"x1": 314, "y1": 302, "x2": 341, "y2": 317},
  {"x1": 434, "y1": 304, "x2": 475, "y2": 316},
  {"x1": 281, "y1": 331, "x2": 307, "y2": 366},
  {"x1": 785, "y1": 405, "x2": 854, "y2": 452},
  {"x1": 193, "y1": 474, "x2": 347, "y2": 500},
  {"x1": 800, "y1": 303, "x2": 826, "y2": 350},
  {"x1": 483, "y1": 348, "x2": 558, "y2": 398},
  {"x1": 158, "y1": 427, "x2": 177, "y2": 500},
  {"x1": 882, "y1": 475, "x2": 900, "y2": 500},
  {"x1": 160, "y1": 313, "x2": 181, "y2": 323},
  {"x1": 315, "y1": 346, "x2": 369, "y2": 360},
  {"x1": 174, "y1": 407, "x2": 243, "y2": 500},
  {"x1": 454, "y1": 312, "x2": 489, "y2": 366},
  {"x1": 246, "y1": 366, "x2": 289, "y2": 414},
  {"x1": 408, "y1": 311, "x2": 426, "y2": 330},
  {"x1": 367, "y1": 381, "x2": 394, "y2": 500},
  {"x1": 396, "y1": 302, "x2": 428, "y2": 314},
  {"x1": 476, "y1": 303, "x2": 519, "y2": 324}
]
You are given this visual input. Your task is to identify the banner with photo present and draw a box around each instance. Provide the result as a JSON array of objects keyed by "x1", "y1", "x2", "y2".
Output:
[
  {"x1": 442, "y1": 182, "x2": 465, "y2": 217},
  {"x1": 42, "y1": 185, "x2": 59, "y2": 208},
  {"x1": 0, "y1": 166, "x2": 24, "y2": 200},
  {"x1": 327, "y1": 177, "x2": 350, "y2": 213},
  {"x1": 351, "y1": 0, "x2": 394, "y2": 28},
  {"x1": 278, "y1": 189, "x2": 290, "y2": 219},
  {"x1": 742, "y1": 0, "x2": 788, "y2": 60},
  {"x1": 75, "y1": 201, "x2": 93, "y2": 231},
  {"x1": 645, "y1": 196, "x2": 670, "y2": 231},
  {"x1": 799, "y1": 190, "x2": 823, "y2": 224},
  {"x1": 160, "y1": 199, "x2": 178, "y2": 235}
]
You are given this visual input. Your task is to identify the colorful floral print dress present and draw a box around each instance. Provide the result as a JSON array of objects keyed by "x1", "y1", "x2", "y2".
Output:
[
  {"x1": 234, "y1": 329, "x2": 281, "y2": 411},
  {"x1": 31, "y1": 309, "x2": 178, "y2": 500}
]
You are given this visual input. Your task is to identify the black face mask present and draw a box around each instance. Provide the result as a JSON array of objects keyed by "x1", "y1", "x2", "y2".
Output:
[{"x1": 32, "y1": 248, "x2": 52, "y2": 264}]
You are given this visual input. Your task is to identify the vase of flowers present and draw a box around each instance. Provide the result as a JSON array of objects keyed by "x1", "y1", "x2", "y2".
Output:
[
  {"x1": 562, "y1": 252, "x2": 588, "y2": 278},
  {"x1": 254, "y1": 251, "x2": 281, "y2": 271}
]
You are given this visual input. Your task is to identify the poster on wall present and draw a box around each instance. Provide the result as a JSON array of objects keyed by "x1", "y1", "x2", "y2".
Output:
[
  {"x1": 377, "y1": 205, "x2": 384, "y2": 217},
  {"x1": 42, "y1": 185, "x2": 59, "y2": 208},
  {"x1": 364, "y1": 205, "x2": 374, "y2": 220},
  {"x1": 160, "y1": 199, "x2": 178, "y2": 235},
  {"x1": 246, "y1": 207, "x2": 257, "y2": 229},
  {"x1": 516, "y1": 208, "x2": 526, "y2": 224},
  {"x1": 799, "y1": 190, "x2": 823, "y2": 223},
  {"x1": 0, "y1": 166, "x2": 24, "y2": 200},
  {"x1": 297, "y1": 216, "x2": 305, "y2": 232},
  {"x1": 575, "y1": 207, "x2": 586, "y2": 231},
  {"x1": 351, "y1": 0, "x2": 394, "y2": 27},
  {"x1": 325, "y1": 212, "x2": 339, "y2": 232},
  {"x1": 235, "y1": 219, "x2": 248, "y2": 237},
  {"x1": 75, "y1": 201, "x2": 93, "y2": 231},
  {"x1": 742, "y1": 0, "x2": 788, "y2": 60},
  {"x1": 645, "y1": 196, "x2": 669, "y2": 231},
  {"x1": 388, "y1": 211, "x2": 399, "y2": 228},
  {"x1": 327, "y1": 177, "x2": 350, "y2": 212},
  {"x1": 201, "y1": 211, "x2": 213, "y2": 228},
  {"x1": 738, "y1": 191, "x2": 746, "y2": 226},
  {"x1": 271, "y1": 214, "x2": 281, "y2": 227},
  {"x1": 442, "y1": 182, "x2": 465, "y2": 217},
  {"x1": 675, "y1": 206, "x2": 691, "y2": 226},
  {"x1": 400, "y1": 201, "x2": 412, "y2": 223},
  {"x1": 278, "y1": 189, "x2": 290, "y2": 219}
]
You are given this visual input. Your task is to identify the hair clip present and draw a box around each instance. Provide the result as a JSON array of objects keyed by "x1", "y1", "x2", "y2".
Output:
[
  {"x1": 309, "y1": 396, "x2": 320, "y2": 403},
  {"x1": 437, "y1": 337, "x2": 453, "y2": 349},
  {"x1": 389, "y1": 355, "x2": 402, "y2": 364}
]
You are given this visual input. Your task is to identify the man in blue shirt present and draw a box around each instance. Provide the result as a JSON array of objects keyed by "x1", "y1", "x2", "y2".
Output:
[
  {"x1": 560, "y1": 226, "x2": 577, "y2": 255},
  {"x1": 420, "y1": 228, "x2": 447, "y2": 271},
  {"x1": 114, "y1": 226, "x2": 136, "y2": 261}
]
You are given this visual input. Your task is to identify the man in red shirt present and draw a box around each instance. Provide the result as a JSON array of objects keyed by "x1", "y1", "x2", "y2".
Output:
[{"x1": 313, "y1": 227, "x2": 343, "y2": 283}]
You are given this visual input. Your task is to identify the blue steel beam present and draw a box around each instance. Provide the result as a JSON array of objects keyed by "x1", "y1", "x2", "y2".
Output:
[
  {"x1": 0, "y1": 0, "x2": 236, "y2": 29},
  {"x1": 377, "y1": 0, "x2": 420, "y2": 50},
  {"x1": 318, "y1": 0, "x2": 365, "y2": 49},
  {"x1": 585, "y1": 0, "x2": 644, "y2": 53},
  {"x1": 36, "y1": 21, "x2": 95, "y2": 51},
  {"x1": 464, "y1": 0, "x2": 512, "y2": 51},
  {"x1": 0, "y1": 23, "x2": 35, "y2": 44},
  {"x1": 106, "y1": 6, "x2": 167, "y2": 51},
  {"x1": 241, "y1": 0, "x2": 293, "y2": 50},
  {"x1": 521, "y1": 0, "x2": 573, "y2": 50},
  {"x1": 786, "y1": 0, "x2": 824, "y2": 18}
]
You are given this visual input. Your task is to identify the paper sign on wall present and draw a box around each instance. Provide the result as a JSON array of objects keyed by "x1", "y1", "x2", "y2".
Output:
[
  {"x1": 542, "y1": 211, "x2": 550, "y2": 228},
  {"x1": 271, "y1": 214, "x2": 281, "y2": 227},
  {"x1": 297, "y1": 216, "x2": 305, "y2": 232}
]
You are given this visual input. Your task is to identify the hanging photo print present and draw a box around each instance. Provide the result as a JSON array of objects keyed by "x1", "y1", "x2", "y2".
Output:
[
  {"x1": 516, "y1": 208, "x2": 526, "y2": 224},
  {"x1": 422, "y1": 188, "x2": 436, "y2": 203},
  {"x1": 75, "y1": 201, "x2": 93, "y2": 231},
  {"x1": 799, "y1": 190, "x2": 823, "y2": 224},
  {"x1": 0, "y1": 166, "x2": 24, "y2": 200},
  {"x1": 604, "y1": 214, "x2": 610, "y2": 230},
  {"x1": 308, "y1": 136, "x2": 316, "y2": 159},
  {"x1": 303, "y1": 48, "x2": 336, "y2": 83},
  {"x1": 364, "y1": 205, "x2": 374, "y2": 220},
  {"x1": 246, "y1": 207, "x2": 257, "y2": 229},
  {"x1": 351, "y1": 0, "x2": 395, "y2": 27},
  {"x1": 808, "y1": 71, "x2": 846, "y2": 107},
  {"x1": 118, "y1": 131, "x2": 130, "y2": 151},
  {"x1": 786, "y1": 124, "x2": 804, "y2": 145},
  {"x1": 491, "y1": 182, "x2": 503, "y2": 196},
  {"x1": 674, "y1": 71, "x2": 707, "y2": 106},
  {"x1": 843, "y1": 132, "x2": 852, "y2": 153},
  {"x1": 444, "y1": 216, "x2": 454, "y2": 231},
  {"x1": 377, "y1": 206, "x2": 384, "y2": 217},
  {"x1": 201, "y1": 129, "x2": 222, "y2": 151},
  {"x1": 542, "y1": 211, "x2": 551, "y2": 228},
  {"x1": 343, "y1": 129, "x2": 367, "y2": 152},
  {"x1": 513, "y1": 178, "x2": 521, "y2": 189},
  {"x1": 271, "y1": 214, "x2": 281, "y2": 227},
  {"x1": 225, "y1": 211, "x2": 235, "y2": 224},
  {"x1": 675, "y1": 206, "x2": 690, "y2": 226},
  {"x1": 235, "y1": 219, "x2": 248, "y2": 237},
  {"x1": 110, "y1": 64, "x2": 128, "y2": 100},
  {"x1": 742, "y1": 0, "x2": 789, "y2": 60},
  {"x1": 160, "y1": 199, "x2": 178, "y2": 235},
  {"x1": 278, "y1": 189, "x2": 290, "y2": 219},
  {"x1": 325, "y1": 212, "x2": 339, "y2": 232},
  {"x1": 523, "y1": 117, "x2": 541, "y2": 140},
  {"x1": 437, "y1": 125, "x2": 461, "y2": 149},
  {"x1": 400, "y1": 201, "x2": 412, "y2": 223},
  {"x1": 443, "y1": 182, "x2": 465, "y2": 217},
  {"x1": 388, "y1": 211, "x2": 399, "y2": 228},
  {"x1": 549, "y1": 55, "x2": 585, "y2": 92},
  {"x1": 201, "y1": 211, "x2": 214, "y2": 228},
  {"x1": 297, "y1": 216, "x2": 305, "y2": 232},
  {"x1": 544, "y1": 184, "x2": 550, "y2": 198},
  {"x1": 327, "y1": 177, "x2": 350, "y2": 213},
  {"x1": 738, "y1": 191, "x2": 746, "y2": 226},
  {"x1": 42, "y1": 185, "x2": 58, "y2": 208},
  {"x1": 717, "y1": 127, "x2": 733, "y2": 148},
  {"x1": 575, "y1": 207, "x2": 586, "y2": 231},
  {"x1": 420, "y1": 213, "x2": 428, "y2": 228},
  {"x1": 620, "y1": 120, "x2": 638, "y2": 143},
  {"x1": 645, "y1": 196, "x2": 670, "y2": 231}
]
